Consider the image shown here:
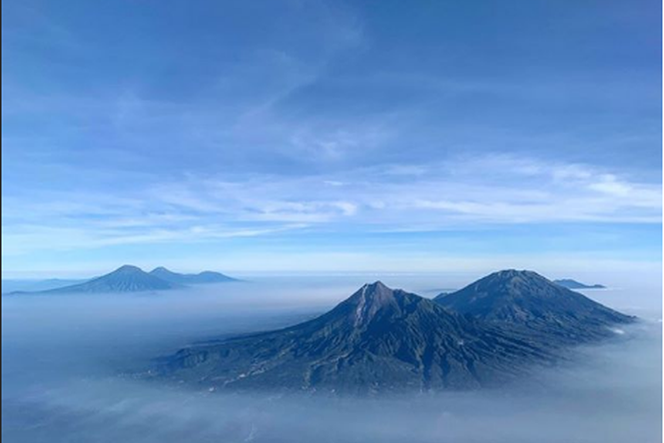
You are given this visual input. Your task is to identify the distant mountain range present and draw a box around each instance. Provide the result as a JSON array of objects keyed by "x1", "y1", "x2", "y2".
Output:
[
  {"x1": 6, "y1": 265, "x2": 238, "y2": 294},
  {"x1": 552, "y1": 279, "x2": 606, "y2": 289},
  {"x1": 149, "y1": 267, "x2": 237, "y2": 284},
  {"x1": 162, "y1": 270, "x2": 634, "y2": 394}
]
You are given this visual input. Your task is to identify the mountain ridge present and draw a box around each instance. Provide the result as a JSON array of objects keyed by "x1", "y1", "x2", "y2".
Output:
[
  {"x1": 31, "y1": 265, "x2": 180, "y2": 294},
  {"x1": 164, "y1": 280, "x2": 568, "y2": 393},
  {"x1": 162, "y1": 271, "x2": 634, "y2": 394},
  {"x1": 149, "y1": 267, "x2": 237, "y2": 284},
  {"x1": 7, "y1": 265, "x2": 238, "y2": 294}
]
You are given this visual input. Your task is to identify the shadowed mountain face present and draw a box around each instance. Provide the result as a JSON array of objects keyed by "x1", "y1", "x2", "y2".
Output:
[
  {"x1": 435, "y1": 270, "x2": 633, "y2": 342},
  {"x1": 165, "y1": 282, "x2": 557, "y2": 394},
  {"x1": 553, "y1": 279, "x2": 606, "y2": 289},
  {"x1": 34, "y1": 265, "x2": 180, "y2": 294},
  {"x1": 149, "y1": 267, "x2": 236, "y2": 284}
]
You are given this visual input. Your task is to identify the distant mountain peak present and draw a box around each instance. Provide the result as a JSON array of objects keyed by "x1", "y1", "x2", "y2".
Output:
[
  {"x1": 27, "y1": 264, "x2": 179, "y2": 294},
  {"x1": 149, "y1": 267, "x2": 237, "y2": 284},
  {"x1": 7, "y1": 265, "x2": 237, "y2": 295},
  {"x1": 114, "y1": 264, "x2": 144, "y2": 273}
]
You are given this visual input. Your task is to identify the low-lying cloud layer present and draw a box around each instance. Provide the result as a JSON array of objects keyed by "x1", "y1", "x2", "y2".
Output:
[{"x1": 2, "y1": 279, "x2": 661, "y2": 443}]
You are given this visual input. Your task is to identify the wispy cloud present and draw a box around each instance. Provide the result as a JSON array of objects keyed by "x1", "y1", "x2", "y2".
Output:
[
  {"x1": 2, "y1": 154, "x2": 660, "y2": 257},
  {"x1": 2, "y1": 0, "x2": 660, "y2": 275},
  {"x1": 1, "y1": 222, "x2": 308, "y2": 257}
]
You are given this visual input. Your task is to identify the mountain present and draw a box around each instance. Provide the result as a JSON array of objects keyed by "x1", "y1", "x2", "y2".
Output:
[
  {"x1": 25, "y1": 265, "x2": 180, "y2": 294},
  {"x1": 435, "y1": 270, "x2": 632, "y2": 343},
  {"x1": 553, "y1": 279, "x2": 606, "y2": 289},
  {"x1": 7, "y1": 265, "x2": 237, "y2": 295},
  {"x1": 163, "y1": 282, "x2": 557, "y2": 394},
  {"x1": 149, "y1": 267, "x2": 237, "y2": 284}
]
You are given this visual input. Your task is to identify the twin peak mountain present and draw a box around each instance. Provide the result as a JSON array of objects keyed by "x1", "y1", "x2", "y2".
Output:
[
  {"x1": 166, "y1": 269, "x2": 633, "y2": 394},
  {"x1": 22, "y1": 265, "x2": 237, "y2": 294}
]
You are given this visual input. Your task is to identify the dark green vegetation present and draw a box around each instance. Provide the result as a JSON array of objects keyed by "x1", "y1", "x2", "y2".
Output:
[
  {"x1": 164, "y1": 270, "x2": 635, "y2": 394},
  {"x1": 553, "y1": 279, "x2": 606, "y2": 289},
  {"x1": 8, "y1": 265, "x2": 237, "y2": 294}
]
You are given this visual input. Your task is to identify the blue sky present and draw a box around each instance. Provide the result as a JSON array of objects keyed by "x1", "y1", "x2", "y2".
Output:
[{"x1": 2, "y1": 0, "x2": 662, "y2": 278}]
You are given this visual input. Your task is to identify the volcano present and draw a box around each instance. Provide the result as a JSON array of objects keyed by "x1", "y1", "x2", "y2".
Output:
[
  {"x1": 165, "y1": 281, "x2": 558, "y2": 393},
  {"x1": 435, "y1": 269, "x2": 633, "y2": 343}
]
